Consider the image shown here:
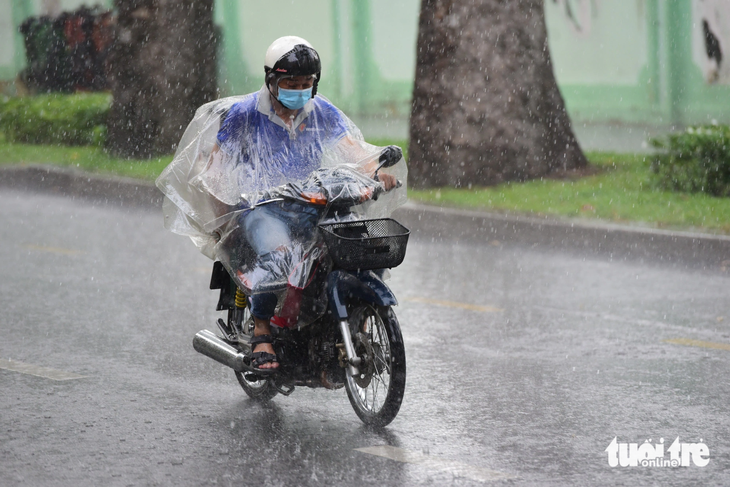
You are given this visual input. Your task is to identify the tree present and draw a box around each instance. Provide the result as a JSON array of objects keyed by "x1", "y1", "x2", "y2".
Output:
[
  {"x1": 409, "y1": 0, "x2": 587, "y2": 188},
  {"x1": 106, "y1": 0, "x2": 217, "y2": 158}
]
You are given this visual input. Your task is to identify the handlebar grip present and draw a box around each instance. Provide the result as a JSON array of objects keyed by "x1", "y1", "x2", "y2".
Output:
[{"x1": 371, "y1": 179, "x2": 402, "y2": 201}]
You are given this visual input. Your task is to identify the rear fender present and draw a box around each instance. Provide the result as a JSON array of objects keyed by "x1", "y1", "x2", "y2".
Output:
[{"x1": 327, "y1": 270, "x2": 397, "y2": 320}]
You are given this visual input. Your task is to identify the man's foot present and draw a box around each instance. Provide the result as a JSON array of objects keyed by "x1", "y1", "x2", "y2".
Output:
[{"x1": 249, "y1": 334, "x2": 279, "y2": 370}]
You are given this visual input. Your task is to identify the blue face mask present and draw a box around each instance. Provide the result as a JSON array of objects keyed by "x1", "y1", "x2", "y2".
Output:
[{"x1": 277, "y1": 87, "x2": 313, "y2": 110}]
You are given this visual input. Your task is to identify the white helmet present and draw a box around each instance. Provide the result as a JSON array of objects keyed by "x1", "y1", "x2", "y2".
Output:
[{"x1": 264, "y1": 36, "x2": 321, "y2": 95}]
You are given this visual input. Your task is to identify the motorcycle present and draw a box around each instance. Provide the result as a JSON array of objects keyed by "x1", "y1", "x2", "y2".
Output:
[{"x1": 191, "y1": 158, "x2": 409, "y2": 426}]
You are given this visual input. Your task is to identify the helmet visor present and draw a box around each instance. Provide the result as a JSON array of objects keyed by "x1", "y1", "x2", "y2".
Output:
[{"x1": 276, "y1": 74, "x2": 317, "y2": 90}]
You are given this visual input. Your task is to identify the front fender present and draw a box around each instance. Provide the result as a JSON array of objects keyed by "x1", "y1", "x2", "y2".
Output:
[{"x1": 327, "y1": 270, "x2": 397, "y2": 320}]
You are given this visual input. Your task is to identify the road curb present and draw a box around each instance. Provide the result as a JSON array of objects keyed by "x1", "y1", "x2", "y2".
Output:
[
  {"x1": 0, "y1": 164, "x2": 163, "y2": 208},
  {"x1": 2, "y1": 164, "x2": 728, "y2": 269},
  {"x1": 393, "y1": 203, "x2": 730, "y2": 270}
]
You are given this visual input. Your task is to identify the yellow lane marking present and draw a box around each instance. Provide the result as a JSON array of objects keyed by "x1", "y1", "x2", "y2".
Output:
[
  {"x1": 664, "y1": 338, "x2": 730, "y2": 352},
  {"x1": 0, "y1": 359, "x2": 86, "y2": 381},
  {"x1": 355, "y1": 445, "x2": 515, "y2": 483},
  {"x1": 25, "y1": 244, "x2": 81, "y2": 256},
  {"x1": 405, "y1": 296, "x2": 503, "y2": 313}
]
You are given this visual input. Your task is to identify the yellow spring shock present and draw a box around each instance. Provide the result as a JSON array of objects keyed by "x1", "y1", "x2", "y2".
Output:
[{"x1": 235, "y1": 288, "x2": 248, "y2": 309}]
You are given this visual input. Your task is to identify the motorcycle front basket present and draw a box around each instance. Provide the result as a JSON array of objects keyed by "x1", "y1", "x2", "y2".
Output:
[{"x1": 318, "y1": 218, "x2": 410, "y2": 271}]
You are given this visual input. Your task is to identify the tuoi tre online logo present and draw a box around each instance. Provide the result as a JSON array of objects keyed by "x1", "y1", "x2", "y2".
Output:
[{"x1": 606, "y1": 437, "x2": 710, "y2": 468}]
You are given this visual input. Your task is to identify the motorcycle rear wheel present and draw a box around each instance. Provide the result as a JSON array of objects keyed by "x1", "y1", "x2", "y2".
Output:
[
  {"x1": 344, "y1": 304, "x2": 406, "y2": 426},
  {"x1": 231, "y1": 309, "x2": 279, "y2": 401},
  {"x1": 235, "y1": 371, "x2": 279, "y2": 401}
]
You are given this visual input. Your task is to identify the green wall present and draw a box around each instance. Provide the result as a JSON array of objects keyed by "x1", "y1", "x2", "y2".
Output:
[
  {"x1": 0, "y1": 0, "x2": 33, "y2": 82},
  {"x1": 214, "y1": 0, "x2": 730, "y2": 127},
  {"x1": 545, "y1": 0, "x2": 730, "y2": 126},
  {"x1": 4, "y1": 0, "x2": 730, "y2": 129}
]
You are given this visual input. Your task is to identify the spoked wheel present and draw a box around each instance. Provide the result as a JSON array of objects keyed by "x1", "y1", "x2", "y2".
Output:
[
  {"x1": 345, "y1": 304, "x2": 406, "y2": 426},
  {"x1": 231, "y1": 309, "x2": 279, "y2": 402}
]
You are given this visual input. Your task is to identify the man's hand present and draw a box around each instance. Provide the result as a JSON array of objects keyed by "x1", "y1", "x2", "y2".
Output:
[
  {"x1": 374, "y1": 145, "x2": 402, "y2": 191},
  {"x1": 378, "y1": 173, "x2": 398, "y2": 191}
]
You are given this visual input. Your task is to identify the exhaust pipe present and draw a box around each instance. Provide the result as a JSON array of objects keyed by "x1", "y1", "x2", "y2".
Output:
[{"x1": 193, "y1": 329, "x2": 247, "y2": 372}]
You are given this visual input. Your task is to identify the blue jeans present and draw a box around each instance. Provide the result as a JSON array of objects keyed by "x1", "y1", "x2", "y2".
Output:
[{"x1": 242, "y1": 201, "x2": 319, "y2": 320}]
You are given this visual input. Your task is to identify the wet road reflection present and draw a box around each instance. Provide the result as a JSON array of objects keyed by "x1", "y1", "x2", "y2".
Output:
[{"x1": 1, "y1": 190, "x2": 728, "y2": 486}]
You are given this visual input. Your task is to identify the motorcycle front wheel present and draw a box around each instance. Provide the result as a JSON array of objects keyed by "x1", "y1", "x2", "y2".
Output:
[{"x1": 345, "y1": 304, "x2": 406, "y2": 426}]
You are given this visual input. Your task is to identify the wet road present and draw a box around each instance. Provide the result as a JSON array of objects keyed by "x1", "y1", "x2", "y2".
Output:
[{"x1": 1, "y1": 189, "x2": 729, "y2": 486}]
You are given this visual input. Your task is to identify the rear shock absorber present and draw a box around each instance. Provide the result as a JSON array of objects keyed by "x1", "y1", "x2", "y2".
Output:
[
  {"x1": 235, "y1": 288, "x2": 247, "y2": 309},
  {"x1": 233, "y1": 287, "x2": 252, "y2": 335}
]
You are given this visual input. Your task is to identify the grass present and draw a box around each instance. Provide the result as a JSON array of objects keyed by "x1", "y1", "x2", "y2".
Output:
[
  {"x1": 1, "y1": 137, "x2": 728, "y2": 234},
  {"x1": 0, "y1": 135, "x2": 172, "y2": 181},
  {"x1": 408, "y1": 152, "x2": 730, "y2": 234}
]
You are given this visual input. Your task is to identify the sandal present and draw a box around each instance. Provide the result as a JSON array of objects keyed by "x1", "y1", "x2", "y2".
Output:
[{"x1": 248, "y1": 334, "x2": 279, "y2": 373}]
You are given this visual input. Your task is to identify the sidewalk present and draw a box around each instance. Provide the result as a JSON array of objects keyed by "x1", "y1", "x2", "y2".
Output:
[{"x1": 2, "y1": 164, "x2": 728, "y2": 271}]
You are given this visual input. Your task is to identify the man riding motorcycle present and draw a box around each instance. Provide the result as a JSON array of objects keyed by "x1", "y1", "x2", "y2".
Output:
[{"x1": 188, "y1": 36, "x2": 402, "y2": 372}]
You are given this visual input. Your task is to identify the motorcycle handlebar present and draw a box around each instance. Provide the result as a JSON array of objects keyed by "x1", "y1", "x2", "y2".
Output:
[
  {"x1": 371, "y1": 179, "x2": 402, "y2": 201},
  {"x1": 258, "y1": 170, "x2": 402, "y2": 208}
]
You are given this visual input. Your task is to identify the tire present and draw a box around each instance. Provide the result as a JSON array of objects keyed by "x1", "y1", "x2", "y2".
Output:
[
  {"x1": 229, "y1": 308, "x2": 279, "y2": 402},
  {"x1": 344, "y1": 304, "x2": 406, "y2": 426},
  {"x1": 234, "y1": 371, "x2": 279, "y2": 402}
]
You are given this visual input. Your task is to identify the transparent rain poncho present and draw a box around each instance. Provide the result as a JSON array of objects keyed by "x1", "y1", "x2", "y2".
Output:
[{"x1": 156, "y1": 87, "x2": 407, "y2": 304}]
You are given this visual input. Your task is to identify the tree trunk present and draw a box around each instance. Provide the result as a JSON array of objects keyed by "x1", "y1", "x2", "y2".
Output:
[
  {"x1": 409, "y1": 0, "x2": 587, "y2": 188},
  {"x1": 106, "y1": 0, "x2": 217, "y2": 158}
]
